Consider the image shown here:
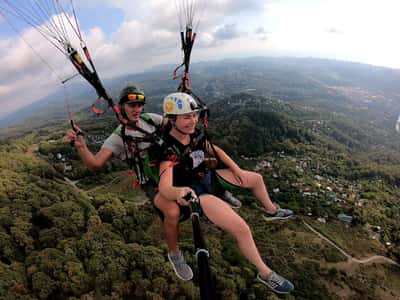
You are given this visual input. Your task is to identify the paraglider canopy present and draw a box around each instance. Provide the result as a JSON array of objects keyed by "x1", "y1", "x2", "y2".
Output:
[
  {"x1": 0, "y1": 0, "x2": 111, "y2": 103},
  {"x1": 0, "y1": 0, "x2": 83, "y2": 56},
  {"x1": 173, "y1": 0, "x2": 207, "y2": 93},
  {"x1": 0, "y1": 0, "x2": 163, "y2": 138}
]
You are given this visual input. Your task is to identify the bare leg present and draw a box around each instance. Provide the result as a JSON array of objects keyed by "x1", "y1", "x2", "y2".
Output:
[
  {"x1": 200, "y1": 193, "x2": 271, "y2": 275},
  {"x1": 216, "y1": 169, "x2": 276, "y2": 212},
  {"x1": 154, "y1": 193, "x2": 180, "y2": 252}
]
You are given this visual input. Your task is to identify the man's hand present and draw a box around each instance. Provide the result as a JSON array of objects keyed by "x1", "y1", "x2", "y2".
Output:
[{"x1": 64, "y1": 125, "x2": 85, "y2": 149}]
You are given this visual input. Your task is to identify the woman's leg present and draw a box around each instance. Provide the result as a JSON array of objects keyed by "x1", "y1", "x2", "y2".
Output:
[
  {"x1": 154, "y1": 193, "x2": 180, "y2": 252},
  {"x1": 154, "y1": 193, "x2": 193, "y2": 281},
  {"x1": 216, "y1": 169, "x2": 276, "y2": 212},
  {"x1": 199, "y1": 193, "x2": 271, "y2": 275}
]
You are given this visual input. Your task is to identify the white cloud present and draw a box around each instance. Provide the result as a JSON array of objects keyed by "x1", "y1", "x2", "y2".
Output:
[
  {"x1": 3, "y1": 0, "x2": 400, "y2": 119},
  {"x1": 0, "y1": 84, "x2": 11, "y2": 97},
  {"x1": 261, "y1": 0, "x2": 400, "y2": 68},
  {"x1": 0, "y1": 13, "x2": 88, "y2": 117},
  {"x1": 254, "y1": 27, "x2": 269, "y2": 41},
  {"x1": 0, "y1": 0, "x2": 270, "y2": 118},
  {"x1": 214, "y1": 23, "x2": 241, "y2": 41}
]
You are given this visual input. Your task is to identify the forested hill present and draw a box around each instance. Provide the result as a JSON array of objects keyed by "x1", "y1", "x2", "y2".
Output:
[
  {"x1": 209, "y1": 92, "x2": 400, "y2": 153},
  {"x1": 1, "y1": 90, "x2": 400, "y2": 299}
]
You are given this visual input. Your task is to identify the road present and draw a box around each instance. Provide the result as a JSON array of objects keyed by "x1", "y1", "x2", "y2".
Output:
[{"x1": 303, "y1": 220, "x2": 399, "y2": 267}]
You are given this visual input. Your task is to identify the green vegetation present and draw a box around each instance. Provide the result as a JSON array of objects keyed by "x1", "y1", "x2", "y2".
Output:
[{"x1": 1, "y1": 84, "x2": 400, "y2": 298}]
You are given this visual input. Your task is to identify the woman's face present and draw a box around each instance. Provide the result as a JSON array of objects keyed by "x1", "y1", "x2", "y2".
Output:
[
  {"x1": 123, "y1": 103, "x2": 144, "y2": 122},
  {"x1": 174, "y1": 112, "x2": 199, "y2": 134}
]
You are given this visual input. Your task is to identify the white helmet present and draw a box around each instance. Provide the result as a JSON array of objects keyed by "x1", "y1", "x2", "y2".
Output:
[{"x1": 163, "y1": 92, "x2": 200, "y2": 116}]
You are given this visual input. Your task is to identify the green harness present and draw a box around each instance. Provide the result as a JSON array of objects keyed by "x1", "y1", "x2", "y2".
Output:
[{"x1": 114, "y1": 113, "x2": 163, "y2": 187}]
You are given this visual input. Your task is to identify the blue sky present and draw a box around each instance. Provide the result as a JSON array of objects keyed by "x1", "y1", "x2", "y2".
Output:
[
  {"x1": 72, "y1": 3, "x2": 124, "y2": 37},
  {"x1": 0, "y1": 2, "x2": 123, "y2": 38},
  {"x1": 1, "y1": 0, "x2": 400, "y2": 119}
]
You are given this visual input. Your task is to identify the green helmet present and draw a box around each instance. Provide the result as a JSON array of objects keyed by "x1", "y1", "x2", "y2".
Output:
[{"x1": 119, "y1": 85, "x2": 146, "y2": 105}]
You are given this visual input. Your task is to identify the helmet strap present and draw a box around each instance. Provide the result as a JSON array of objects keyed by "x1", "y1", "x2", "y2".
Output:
[{"x1": 121, "y1": 105, "x2": 128, "y2": 119}]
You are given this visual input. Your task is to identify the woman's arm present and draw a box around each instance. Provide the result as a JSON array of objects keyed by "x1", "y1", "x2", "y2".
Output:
[
  {"x1": 207, "y1": 143, "x2": 240, "y2": 171},
  {"x1": 158, "y1": 161, "x2": 194, "y2": 205},
  {"x1": 207, "y1": 142, "x2": 246, "y2": 185}
]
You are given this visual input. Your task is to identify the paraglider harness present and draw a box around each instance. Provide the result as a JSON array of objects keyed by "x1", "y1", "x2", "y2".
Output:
[
  {"x1": 119, "y1": 114, "x2": 166, "y2": 196},
  {"x1": 68, "y1": 46, "x2": 167, "y2": 193},
  {"x1": 164, "y1": 9, "x2": 237, "y2": 210},
  {"x1": 171, "y1": 13, "x2": 223, "y2": 181}
]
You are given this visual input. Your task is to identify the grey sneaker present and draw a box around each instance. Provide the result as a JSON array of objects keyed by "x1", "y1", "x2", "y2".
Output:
[
  {"x1": 168, "y1": 251, "x2": 193, "y2": 281},
  {"x1": 263, "y1": 208, "x2": 293, "y2": 221},
  {"x1": 222, "y1": 191, "x2": 242, "y2": 209},
  {"x1": 257, "y1": 271, "x2": 294, "y2": 294}
]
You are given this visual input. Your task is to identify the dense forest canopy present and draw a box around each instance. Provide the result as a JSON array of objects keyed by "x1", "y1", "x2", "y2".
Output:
[{"x1": 1, "y1": 81, "x2": 400, "y2": 298}]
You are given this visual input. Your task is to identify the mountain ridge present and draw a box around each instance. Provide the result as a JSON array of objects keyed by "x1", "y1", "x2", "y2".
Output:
[{"x1": 2, "y1": 56, "x2": 400, "y2": 129}]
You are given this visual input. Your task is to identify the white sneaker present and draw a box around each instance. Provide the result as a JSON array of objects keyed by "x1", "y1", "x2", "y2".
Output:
[{"x1": 168, "y1": 251, "x2": 193, "y2": 281}]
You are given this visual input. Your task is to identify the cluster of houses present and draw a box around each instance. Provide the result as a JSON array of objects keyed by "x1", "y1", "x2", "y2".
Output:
[
  {"x1": 50, "y1": 152, "x2": 73, "y2": 173},
  {"x1": 250, "y1": 152, "x2": 390, "y2": 244},
  {"x1": 267, "y1": 153, "x2": 394, "y2": 246},
  {"x1": 86, "y1": 133, "x2": 108, "y2": 145}
]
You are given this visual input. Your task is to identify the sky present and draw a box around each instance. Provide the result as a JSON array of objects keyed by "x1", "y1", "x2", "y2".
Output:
[{"x1": 1, "y1": 0, "x2": 400, "y2": 119}]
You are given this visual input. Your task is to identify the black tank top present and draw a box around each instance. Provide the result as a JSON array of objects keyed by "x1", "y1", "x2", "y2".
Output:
[{"x1": 160, "y1": 129, "x2": 207, "y2": 187}]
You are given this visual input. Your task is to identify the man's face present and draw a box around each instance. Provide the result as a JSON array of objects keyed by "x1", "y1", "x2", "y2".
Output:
[{"x1": 123, "y1": 103, "x2": 144, "y2": 122}]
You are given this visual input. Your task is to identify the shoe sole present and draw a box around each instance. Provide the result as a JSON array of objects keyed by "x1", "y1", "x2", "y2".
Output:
[
  {"x1": 230, "y1": 205, "x2": 242, "y2": 209},
  {"x1": 224, "y1": 200, "x2": 242, "y2": 209},
  {"x1": 262, "y1": 215, "x2": 293, "y2": 221},
  {"x1": 167, "y1": 254, "x2": 193, "y2": 281}
]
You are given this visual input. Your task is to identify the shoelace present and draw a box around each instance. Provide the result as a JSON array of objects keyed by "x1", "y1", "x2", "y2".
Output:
[
  {"x1": 269, "y1": 272, "x2": 285, "y2": 288},
  {"x1": 171, "y1": 252, "x2": 186, "y2": 267}
]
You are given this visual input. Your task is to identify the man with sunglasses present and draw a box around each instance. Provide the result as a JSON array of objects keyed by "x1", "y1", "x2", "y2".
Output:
[{"x1": 65, "y1": 84, "x2": 163, "y2": 177}]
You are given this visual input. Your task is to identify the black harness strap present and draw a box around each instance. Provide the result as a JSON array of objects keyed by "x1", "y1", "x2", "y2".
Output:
[
  {"x1": 163, "y1": 127, "x2": 217, "y2": 176},
  {"x1": 120, "y1": 116, "x2": 166, "y2": 186},
  {"x1": 174, "y1": 27, "x2": 196, "y2": 93},
  {"x1": 121, "y1": 125, "x2": 143, "y2": 186}
]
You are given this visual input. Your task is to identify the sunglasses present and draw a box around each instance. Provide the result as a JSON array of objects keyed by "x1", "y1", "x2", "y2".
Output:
[{"x1": 122, "y1": 93, "x2": 145, "y2": 103}]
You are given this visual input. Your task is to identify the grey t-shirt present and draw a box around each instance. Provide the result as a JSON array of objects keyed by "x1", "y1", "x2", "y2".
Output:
[{"x1": 101, "y1": 113, "x2": 163, "y2": 160}]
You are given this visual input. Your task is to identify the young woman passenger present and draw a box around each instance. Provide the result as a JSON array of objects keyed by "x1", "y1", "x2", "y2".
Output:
[{"x1": 155, "y1": 92, "x2": 294, "y2": 294}]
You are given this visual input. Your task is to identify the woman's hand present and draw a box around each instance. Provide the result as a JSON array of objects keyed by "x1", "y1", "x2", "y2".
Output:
[
  {"x1": 231, "y1": 166, "x2": 246, "y2": 186},
  {"x1": 176, "y1": 187, "x2": 196, "y2": 206}
]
